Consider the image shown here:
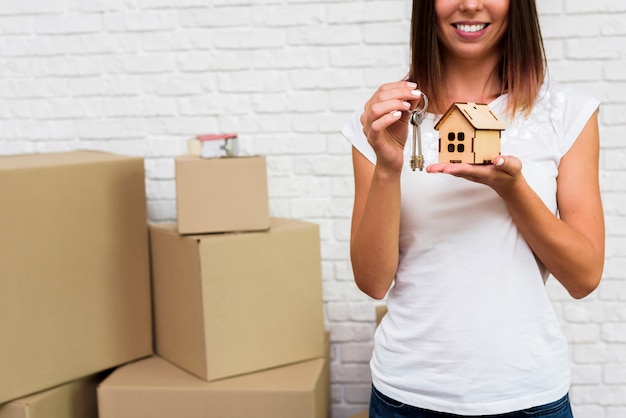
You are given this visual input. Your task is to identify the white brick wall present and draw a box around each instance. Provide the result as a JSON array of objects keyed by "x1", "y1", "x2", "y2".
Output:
[{"x1": 1, "y1": 1, "x2": 624, "y2": 417}]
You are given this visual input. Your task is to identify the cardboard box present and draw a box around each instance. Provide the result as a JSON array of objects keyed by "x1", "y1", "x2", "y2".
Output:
[
  {"x1": 0, "y1": 371, "x2": 109, "y2": 418},
  {"x1": 376, "y1": 305, "x2": 387, "y2": 327},
  {"x1": 149, "y1": 218, "x2": 326, "y2": 381},
  {"x1": 98, "y1": 355, "x2": 329, "y2": 418},
  {"x1": 175, "y1": 156, "x2": 270, "y2": 234},
  {"x1": 349, "y1": 411, "x2": 369, "y2": 418},
  {"x1": 0, "y1": 151, "x2": 153, "y2": 403}
]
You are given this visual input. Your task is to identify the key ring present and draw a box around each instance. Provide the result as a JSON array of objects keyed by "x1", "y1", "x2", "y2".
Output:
[{"x1": 410, "y1": 93, "x2": 428, "y2": 123}]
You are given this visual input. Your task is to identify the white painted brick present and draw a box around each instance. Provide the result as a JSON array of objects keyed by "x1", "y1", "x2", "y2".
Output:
[
  {"x1": 598, "y1": 278, "x2": 626, "y2": 299},
  {"x1": 214, "y1": 28, "x2": 285, "y2": 50},
  {"x1": 605, "y1": 60, "x2": 626, "y2": 81},
  {"x1": 144, "y1": 157, "x2": 175, "y2": 179},
  {"x1": 323, "y1": 280, "x2": 370, "y2": 302},
  {"x1": 536, "y1": 1, "x2": 562, "y2": 15},
  {"x1": 539, "y1": 14, "x2": 603, "y2": 39},
  {"x1": 562, "y1": 323, "x2": 601, "y2": 344},
  {"x1": 604, "y1": 364, "x2": 626, "y2": 384},
  {"x1": 0, "y1": 0, "x2": 64, "y2": 15},
  {"x1": 565, "y1": 37, "x2": 622, "y2": 60},
  {"x1": 333, "y1": 259, "x2": 354, "y2": 281},
  {"x1": 571, "y1": 364, "x2": 603, "y2": 384},
  {"x1": 103, "y1": 53, "x2": 174, "y2": 74},
  {"x1": 344, "y1": 384, "x2": 371, "y2": 403},
  {"x1": 268, "y1": 175, "x2": 330, "y2": 198},
  {"x1": 0, "y1": 16, "x2": 33, "y2": 34},
  {"x1": 145, "y1": 178, "x2": 176, "y2": 200},
  {"x1": 340, "y1": 342, "x2": 374, "y2": 364},
  {"x1": 601, "y1": 18, "x2": 626, "y2": 37},
  {"x1": 146, "y1": 117, "x2": 220, "y2": 138},
  {"x1": 566, "y1": 0, "x2": 626, "y2": 14},
  {"x1": 330, "y1": 363, "x2": 372, "y2": 383},
  {"x1": 602, "y1": 323, "x2": 626, "y2": 343},
  {"x1": 330, "y1": 384, "x2": 343, "y2": 404},
  {"x1": 327, "y1": 302, "x2": 375, "y2": 322},
  {"x1": 252, "y1": 48, "x2": 328, "y2": 69},
  {"x1": 362, "y1": 22, "x2": 409, "y2": 45},
  {"x1": 104, "y1": 11, "x2": 177, "y2": 32},
  {"x1": 328, "y1": 1, "x2": 405, "y2": 25},
  {"x1": 571, "y1": 385, "x2": 626, "y2": 405},
  {"x1": 178, "y1": 7, "x2": 250, "y2": 28},
  {"x1": 253, "y1": 4, "x2": 326, "y2": 28},
  {"x1": 572, "y1": 343, "x2": 608, "y2": 364},
  {"x1": 330, "y1": 45, "x2": 406, "y2": 68},
  {"x1": 66, "y1": 0, "x2": 131, "y2": 13},
  {"x1": 287, "y1": 25, "x2": 361, "y2": 46},
  {"x1": 141, "y1": 31, "x2": 213, "y2": 52},
  {"x1": 147, "y1": 199, "x2": 176, "y2": 222},
  {"x1": 607, "y1": 407, "x2": 626, "y2": 418},
  {"x1": 34, "y1": 13, "x2": 102, "y2": 34},
  {"x1": 572, "y1": 404, "x2": 606, "y2": 418},
  {"x1": 217, "y1": 71, "x2": 288, "y2": 93},
  {"x1": 290, "y1": 69, "x2": 364, "y2": 90}
]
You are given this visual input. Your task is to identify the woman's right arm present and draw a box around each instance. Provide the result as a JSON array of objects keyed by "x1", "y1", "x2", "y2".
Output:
[
  {"x1": 350, "y1": 81, "x2": 422, "y2": 299},
  {"x1": 350, "y1": 148, "x2": 402, "y2": 299}
]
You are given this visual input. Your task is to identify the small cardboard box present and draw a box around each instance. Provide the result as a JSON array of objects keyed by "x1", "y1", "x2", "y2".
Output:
[
  {"x1": 149, "y1": 218, "x2": 326, "y2": 382},
  {"x1": 376, "y1": 305, "x2": 387, "y2": 327},
  {"x1": 175, "y1": 155, "x2": 270, "y2": 234},
  {"x1": 0, "y1": 371, "x2": 109, "y2": 418},
  {"x1": 0, "y1": 151, "x2": 153, "y2": 403},
  {"x1": 98, "y1": 355, "x2": 329, "y2": 418}
]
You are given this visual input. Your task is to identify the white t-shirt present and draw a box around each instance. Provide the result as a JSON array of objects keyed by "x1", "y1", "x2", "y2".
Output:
[{"x1": 340, "y1": 80, "x2": 600, "y2": 415}]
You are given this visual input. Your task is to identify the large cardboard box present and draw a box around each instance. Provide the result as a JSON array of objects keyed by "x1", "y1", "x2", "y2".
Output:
[
  {"x1": 0, "y1": 371, "x2": 109, "y2": 418},
  {"x1": 149, "y1": 218, "x2": 326, "y2": 381},
  {"x1": 349, "y1": 411, "x2": 369, "y2": 418},
  {"x1": 98, "y1": 355, "x2": 329, "y2": 418},
  {"x1": 175, "y1": 156, "x2": 270, "y2": 234},
  {"x1": 0, "y1": 151, "x2": 153, "y2": 403}
]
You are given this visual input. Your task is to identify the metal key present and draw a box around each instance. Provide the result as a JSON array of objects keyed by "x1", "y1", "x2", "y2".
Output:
[{"x1": 409, "y1": 94, "x2": 428, "y2": 171}]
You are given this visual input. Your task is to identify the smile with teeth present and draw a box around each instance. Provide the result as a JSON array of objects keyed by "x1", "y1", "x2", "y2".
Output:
[{"x1": 454, "y1": 23, "x2": 488, "y2": 33}]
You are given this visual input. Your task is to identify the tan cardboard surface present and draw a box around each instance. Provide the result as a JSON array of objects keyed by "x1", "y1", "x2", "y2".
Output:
[
  {"x1": 376, "y1": 305, "x2": 387, "y2": 327},
  {"x1": 0, "y1": 151, "x2": 153, "y2": 403},
  {"x1": 175, "y1": 155, "x2": 270, "y2": 234},
  {"x1": 149, "y1": 218, "x2": 326, "y2": 381},
  {"x1": 0, "y1": 371, "x2": 109, "y2": 418},
  {"x1": 98, "y1": 355, "x2": 329, "y2": 418},
  {"x1": 349, "y1": 411, "x2": 369, "y2": 418}
]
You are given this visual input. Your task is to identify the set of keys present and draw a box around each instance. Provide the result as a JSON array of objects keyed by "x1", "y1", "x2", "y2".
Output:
[{"x1": 409, "y1": 93, "x2": 428, "y2": 171}]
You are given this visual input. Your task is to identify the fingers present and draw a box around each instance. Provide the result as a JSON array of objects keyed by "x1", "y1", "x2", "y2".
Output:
[{"x1": 364, "y1": 81, "x2": 423, "y2": 119}]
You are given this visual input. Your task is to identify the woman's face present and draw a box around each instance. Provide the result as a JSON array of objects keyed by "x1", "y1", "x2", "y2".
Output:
[{"x1": 434, "y1": 0, "x2": 510, "y2": 62}]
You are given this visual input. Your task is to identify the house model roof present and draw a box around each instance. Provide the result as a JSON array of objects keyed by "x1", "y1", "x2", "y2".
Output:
[{"x1": 434, "y1": 102, "x2": 506, "y2": 131}]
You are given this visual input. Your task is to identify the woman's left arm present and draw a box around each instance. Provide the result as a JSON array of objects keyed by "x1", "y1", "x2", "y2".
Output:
[{"x1": 428, "y1": 111, "x2": 605, "y2": 299}]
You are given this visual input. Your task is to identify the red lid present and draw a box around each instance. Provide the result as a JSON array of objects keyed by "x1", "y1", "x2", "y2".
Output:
[{"x1": 196, "y1": 133, "x2": 238, "y2": 141}]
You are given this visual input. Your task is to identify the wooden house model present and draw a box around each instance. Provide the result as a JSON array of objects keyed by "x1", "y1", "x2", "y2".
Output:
[{"x1": 434, "y1": 102, "x2": 506, "y2": 164}]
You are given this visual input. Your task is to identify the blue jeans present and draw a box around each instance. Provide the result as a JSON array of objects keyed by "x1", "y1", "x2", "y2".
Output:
[{"x1": 370, "y1": 385, "x2": 574, "y2": 418}]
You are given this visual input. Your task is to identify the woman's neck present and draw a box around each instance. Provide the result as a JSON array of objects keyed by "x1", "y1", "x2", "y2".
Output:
[{"x1": 438, "y1": 55, "x2": 503, "y2": 111}]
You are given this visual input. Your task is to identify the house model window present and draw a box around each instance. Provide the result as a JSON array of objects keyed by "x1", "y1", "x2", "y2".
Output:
[{"x1": 434, "y1": 102, "x2": 506, "y2": 164}]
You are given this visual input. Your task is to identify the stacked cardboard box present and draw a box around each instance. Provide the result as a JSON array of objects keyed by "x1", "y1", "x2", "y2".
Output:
[
  {"x1": 98, "y1": 155, "x2": 329, "y2": 417},
  {"x1": 0, "y1": 371, "x2": 110, "y2": 418},
  {"x1": 0, "y1": 151, "x2": 153, "y2": 409}
]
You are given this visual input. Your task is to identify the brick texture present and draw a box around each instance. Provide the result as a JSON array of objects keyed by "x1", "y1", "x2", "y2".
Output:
[{"x1": 1, "y1": 2, "x2": 625, "y2": 417}]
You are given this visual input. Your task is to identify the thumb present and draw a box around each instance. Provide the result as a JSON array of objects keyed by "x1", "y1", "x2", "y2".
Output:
[{"x1": 493, "y1": 155, "x2": 522, "y2": 176}]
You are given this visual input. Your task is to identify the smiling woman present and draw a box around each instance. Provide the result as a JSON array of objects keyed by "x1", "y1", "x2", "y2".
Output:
[{"x1": 340, "y1": 0, "x2": 604, "y2": 417}]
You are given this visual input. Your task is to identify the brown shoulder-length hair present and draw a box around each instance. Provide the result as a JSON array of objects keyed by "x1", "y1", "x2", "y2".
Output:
[{"x1": 408, "y1": 0, "x2": 546, "y2": 118}]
